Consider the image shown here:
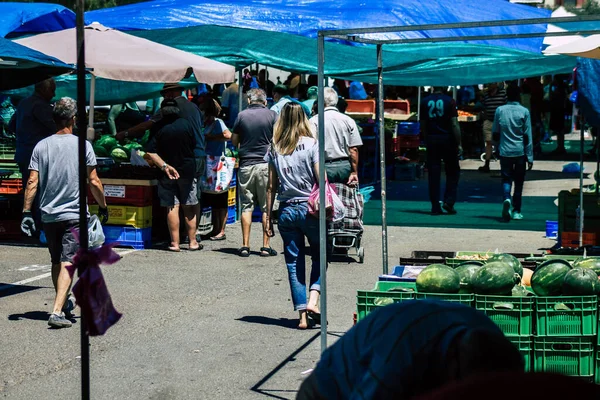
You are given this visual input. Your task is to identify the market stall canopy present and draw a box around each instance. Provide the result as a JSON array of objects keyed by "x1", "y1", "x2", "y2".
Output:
[
  {"x1": 0, "y1": 37, "x2": 73, "y2": 90},
  {"x1": 86, "y1": 0, "x2": 552, "y2": 53},
  {"x1": 0, "y1": 2, "x2": 75, "y2": 38},
  {"x1": 544, "y1": 35, "x2": 600, "y2": 60},
  {"x1": 15, "y1": 23, "x2": 235, "y2": 84},
  {"x1": 83, "y1": 0, "x2": 576, "y2": 85}
]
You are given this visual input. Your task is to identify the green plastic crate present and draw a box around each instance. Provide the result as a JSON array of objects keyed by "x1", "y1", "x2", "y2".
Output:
[
  {"x1": 446, "y1": 251, "x2": 494, "y2": 267},
  {"x1": 534, "y1": 336, "x2": 595, "y2": 376},
  {"x1": 475, "y1": 295, "x2": 534, "y2": 336},
  {"x1": 508, "y1": 336, "x2": 533, "y2": 372},
  {"x1": 535, "y1": 296, "x2": 597, "y2": 336},
  {"x1": 595, "y1": 352, "x2": 600, "y2": 384},
  {"x1": 356, "y1": 281, "x2": 415, "y2": 322},
  {"x1": 414, "y1": 292, "x2": 474, "y2": 306}
]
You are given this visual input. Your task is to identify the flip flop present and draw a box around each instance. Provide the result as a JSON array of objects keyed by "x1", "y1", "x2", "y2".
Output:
[
  {"x1": 238, "y1": 247, "x2": 250, "y2": 257},
  {"x1": 260, "y1": 247, "x2": 278, "y2": 257},
  {"x1": 168, "y1": 246, "x2": 181, "y2": 252},
  {"x1": 210, "y1": 234, "x2": 226, "y2": 241},
  {"x1": 188, "y1": 244, "x2": 204, "y2": 251},
  {"x1": 307, "y1": 310, "x2": 321, "y2": 325}
]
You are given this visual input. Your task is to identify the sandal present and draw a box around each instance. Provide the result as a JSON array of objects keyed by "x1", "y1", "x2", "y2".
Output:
[
  {"x1": 238, "y1": 247, "x2": 250, "y2": 257},
  {"x1": 210, "y1": 234, "x2": 226, "y2": 241},
  {"x1": 307, "y1": 311, "x2": 321, "y2": 325},
  {"x1": 260, "y1": 247, "x2": 278, "y2": 257},
  {"x1": 188, "y1": 243, "x2": 204, "y2": 251},
  {"x1": 167, "y1": 246, "x2": 181, "y2": 252}
]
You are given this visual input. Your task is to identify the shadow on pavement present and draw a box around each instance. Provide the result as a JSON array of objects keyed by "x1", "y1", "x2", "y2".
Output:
[
  {"x1": 250, "y1": 332, "x2": 320, "y2": 400},
  {"x1": 8, "y1": 310, "x2": 49, "y2": 321},
  {"x1": 237, "y1": 316, "x2": 299, "y2": 329},
  {"x1": 0, "y1": 283, "x2": 44, "y2": 298}
]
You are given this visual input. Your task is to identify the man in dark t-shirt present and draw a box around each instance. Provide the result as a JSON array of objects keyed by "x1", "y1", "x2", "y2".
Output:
[
  {"x1": 145, "y1": 99, "x2": 200, "y2": 252},
  {"x1": 232, "y1": 88, "x2": 278, "y2": 257},
  {"x1": 420, "y1": 88, "x2": 462, "y2": 215}
]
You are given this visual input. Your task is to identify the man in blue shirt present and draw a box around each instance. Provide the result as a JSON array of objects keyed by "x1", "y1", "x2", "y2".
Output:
[
  {"x1": 420, "y1": 88, "x2": 462, "y2": 215},
  {"x1": 297, "y1": 301, "x2": 523, "y2": 400},
  {"x1": 492, "y1": 84, "x2": 533, "y2": 222}
]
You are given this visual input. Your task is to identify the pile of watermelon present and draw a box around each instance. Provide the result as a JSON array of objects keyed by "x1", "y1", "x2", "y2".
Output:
[
  {"x1": 93, "y1": 135, "x2": 145, "y2": 163},
  {"x1": 531, "y1": 258, "x2": 600, "y2": 296},
  {"x1": 416, "y1": 253, "x2": 526, "y2": 296}
]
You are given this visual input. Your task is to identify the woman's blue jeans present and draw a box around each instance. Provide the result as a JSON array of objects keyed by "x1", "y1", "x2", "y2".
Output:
[{"x1": 278, "y1": 202, "x2": 322, "y2": 311}]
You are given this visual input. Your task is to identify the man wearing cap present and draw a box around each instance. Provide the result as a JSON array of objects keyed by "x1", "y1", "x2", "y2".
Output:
[
  {"x1": 271, "y1": 85, "x2": 311, "y2": 117},
  {"x1": 117, "y1": 83, "x2": 206, "y2": 238},
  {"x1": 302, "y1": 86, "x2": 318, "y2": 116}
]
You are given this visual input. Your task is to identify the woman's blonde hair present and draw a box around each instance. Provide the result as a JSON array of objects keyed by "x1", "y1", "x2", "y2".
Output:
[{"x1": 273, "y1": 102, "x2": 313, "y2": 156}]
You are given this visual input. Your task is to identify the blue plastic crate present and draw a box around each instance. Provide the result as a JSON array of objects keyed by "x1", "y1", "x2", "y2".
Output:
[
  {"x1": 396, "y1": 122, "x2": 420, "y2": 135},
  {"x1": 230, "y1": 169, "x2": 237, "y2": 187},
  {"x1": 103, "y1": 225, "x2": 151, "y2": 250},
  {"x1": 226, "y1": 204, "x2": 236, "y2": 224}
]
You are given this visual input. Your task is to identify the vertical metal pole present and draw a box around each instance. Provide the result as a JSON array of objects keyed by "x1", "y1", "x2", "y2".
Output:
[
  {"x1": 417, "y1": 87, "x2": 421, "y2": 122},
  {"x1": 238, "y1": 68, "x2": 243, "y2": 120},
  {"x1": 76, "y1": 1, "x2": 90, "y2": 399},
  {"x1": 86, "y1": 75, "x2": 96, "y2": 141},
  {"x1": 579, "y1": 120, "x2": 585, "y2": 247},
  {"x1": 317, "y1": 34, "x2": 327, "y2": 353},
  {"x1": 377, "y1": 44, "x2": 388, "y2": 275}
]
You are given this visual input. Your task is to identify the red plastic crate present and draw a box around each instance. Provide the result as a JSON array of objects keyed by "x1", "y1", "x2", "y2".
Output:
[
  {"x1": 346, "y1": 100, "x2": 376, "y2": 115},
  {"x1": 0, "y1": 219, "x2": 21, "y2": 239},
  {"x1": 561, "y1": 232, "x2": 597, "y2": 248},
  {"x1": 0, "y1": 179, "x2": 23, "y2": 194},
  {"x1": 88, "y1": 184, "x2": 154, "y2": 207},
  {"x1": 384, "y1": 100, "x2": 410, "y2": 114}
]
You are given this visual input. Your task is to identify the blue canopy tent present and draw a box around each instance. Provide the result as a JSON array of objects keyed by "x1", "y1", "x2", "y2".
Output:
[
  {"x1": 0, "y1": 37, "x2": 72, "y2": 90},
  {"x1": 0, "y1": 2, "x2": 75, "y2": 38},
  {"x1": 85, "y1": 0, "x2": 578, "y2": 84}
]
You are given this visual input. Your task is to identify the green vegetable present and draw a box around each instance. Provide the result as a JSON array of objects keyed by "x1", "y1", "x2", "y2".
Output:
[
  {"x1": 573, "y1": 257, "x2": 600, "y2": 276},
  {"x1": 96, "y1": 135, "x2": 118, "y2": 152},
  {"x1": 473, "y1": 261, "x2": 519, "y2": 295},
  {"x1": 416, "y1": 264, "x2": 460, "y2": 294},
  {"x1": 531, "y1": 260, "x2": 572, "y2": 296},
  {"x1": 110, "y1": 146, "x2": 129, "y2": 163},
  {"x1": 455, "y1": 263, "x2": 482, "y2": 294},
  {"x1": 93, "y1": 145, "x2": 109, "y2": 157},
  {"x1": 487, "y1": 253, "x2": 523, "y2": 279},
  {"x1": 562, "y1": 268, "x2": 599, "y2": 295},
  {"x1": 124, "y1": 142, "x2": 143, "y2": 155}
]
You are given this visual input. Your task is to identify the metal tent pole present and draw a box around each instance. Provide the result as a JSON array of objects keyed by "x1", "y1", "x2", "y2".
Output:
[
  {"x1": 417, "y1": 87, "x2": 421, "y2": 121},
  {"x1": 76, "y1": 0, "x2": 90, "y2": 399},
  {"x1": 238, "y1": 68, "x2": 243, "y2": 119},
  {"x1": 317, "y1": 34, "x2": 327, "y2": 353},
  {"x1": 580, "y1": 120, "x2": 585, "y2": 247},
  {"x1": 87, "y1": 75, "x2": 96, "y2": 141},
  {"x1": 377, "y1": 44, "x2": 388, "y2": 275}
]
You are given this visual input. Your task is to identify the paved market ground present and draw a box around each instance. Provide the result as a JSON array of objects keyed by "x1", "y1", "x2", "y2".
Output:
[{"x1": 0, "y1": 154, "x2": 597, "y2": 399}]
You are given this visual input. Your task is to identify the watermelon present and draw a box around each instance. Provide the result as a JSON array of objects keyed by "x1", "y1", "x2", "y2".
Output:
[
  {"x1": 531, "y1": 260, "x2": 572, "y2": 296},
  {"x1": 455, "y1": 263, "x2": 482, "y2": 293},
  {"x1": 563, "y1": 268, "x2": 599, "y2": 295},
  {"x1": 473, "y1": 261, "x2": 519, "y2": 295},
  {"x1": 110, "y1": 146, "x2": 129, "y2": 163},
  {"x1": 416, "y1": 264, "x2": 460, "y2": 294},
  {"x1": 124, "y1": 142, "x2": 143, "y2": 154},
  {"x1": 93, "y1": 145, "x2": 109, "y2": 157},
  {"x1": 96, "y1": 135, "x2": 118, "y2": 152},
  {"x1": 573, "y1": 257, "x2": 600, "y2": 276},
  {"x1": 487, "y1": 253, "x2": 523, "y2": 278}
]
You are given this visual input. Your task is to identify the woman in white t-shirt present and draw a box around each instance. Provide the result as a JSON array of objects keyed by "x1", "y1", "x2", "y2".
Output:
[{"x1": 265, "y1": 102, "x2": 322, "y2": 330}]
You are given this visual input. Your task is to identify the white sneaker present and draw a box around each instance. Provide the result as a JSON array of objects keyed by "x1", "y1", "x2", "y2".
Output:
[{"x1": 512, "y1": 212, "x2": 523, "y2": 220}]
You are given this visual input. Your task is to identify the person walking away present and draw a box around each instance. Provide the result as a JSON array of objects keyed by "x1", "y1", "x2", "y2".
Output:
[
  {"x1": 145, "y1": 99, "x2": 200, "y2": 251},
  {"x1": 232, "y1": 89, "x2": 278, "y2": 257},
  {"x1": 117, "y1": 83, "x2": 206, "y2": 240},
  {"x1": 479, "y1": 83, "x2": 507, "y2": 173},
  {"x1": 264, "y1": 102, "x2": 322, "y2": 330},
  {"x1": 421, "y1": 87, "x2": 462, "y2": 215},
  {"x1": 309, "y1": 87, "x2": 362, "y2": 186},
  {"x1": 20, "y1": 97, "x2": 109, "y2": 328},
  {"x1": 221, "y1": 80, "x2": 248, "y2": 128},
  {"x1": 107, "y1": 102, "x2": 146, "y2": 136},
  {"x1": 271, "y1": 85, "x2": 311, "y2": 117},
  {"x1": 302, "y1": 86, "x2": 318, "y2": 115},
  {"x1": 296, "y1": 301, "x2": 523, "y2": 400},
  {"x1": 198, "y1": 96, "x2": 232, "y2": 241},
  {"x1": 9, "y1": 78, "x2": 56, "y2": 227},
  {"x1": 492, "y1": 84, "x2": 533, "y2": 222}
]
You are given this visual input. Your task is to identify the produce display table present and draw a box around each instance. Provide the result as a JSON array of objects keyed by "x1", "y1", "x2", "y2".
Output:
[{"x1": 100, "y1": 178, "x2": 157, "y2": 187}]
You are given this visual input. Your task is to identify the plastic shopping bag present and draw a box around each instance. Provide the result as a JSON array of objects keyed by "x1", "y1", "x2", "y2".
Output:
[
  {"x1": 201, "y1": 153, "x2": 236, "y2": 193},
  {"x1": 308, "y1": 183, "x2": 346, "y2": 221},
  {"x1": 88, "y1": 215, "x2": 105, "y2": 249}
]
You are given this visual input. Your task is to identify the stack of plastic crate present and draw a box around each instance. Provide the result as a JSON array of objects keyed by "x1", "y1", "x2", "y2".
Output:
[
  {"x1": 88, "y1": 184, "x2": 153, "y2": 249},
  {"x1": 534, "y1": 295, "x2": 597, "y2": 381},
  {"x1": 226, "y1": 169, "x2": 237, "y2": 224}
]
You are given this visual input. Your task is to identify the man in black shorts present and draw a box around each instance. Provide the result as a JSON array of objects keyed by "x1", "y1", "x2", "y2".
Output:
[{"x1": 21, "y1": 97, "x2": 108, "y2": 328}]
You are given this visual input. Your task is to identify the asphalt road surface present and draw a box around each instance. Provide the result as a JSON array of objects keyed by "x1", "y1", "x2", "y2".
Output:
[{"x1": 0, "y1": 157, "x2": 577, "y2": 399}]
